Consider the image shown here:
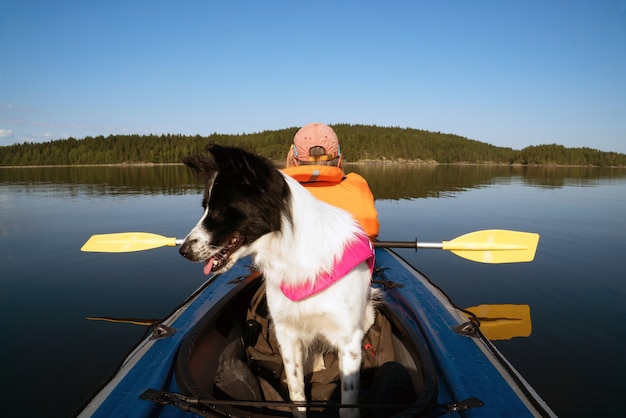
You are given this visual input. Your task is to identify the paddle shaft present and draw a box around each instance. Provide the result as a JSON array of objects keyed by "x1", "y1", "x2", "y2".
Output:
[
  {"x1": 375, "y1": 240, "x2": 530, "y2": 251},
  {"x1": 374, "y1": 240, "x2": 441, "y2": 249}
]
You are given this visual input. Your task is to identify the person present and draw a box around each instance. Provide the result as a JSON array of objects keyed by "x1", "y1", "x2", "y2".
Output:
[
  {"x1": 282, "y1": 122, "x2": 380, "y2": 241},
  {"x1": 282, "y1": 125, "x2": 416, "y2": 410}
]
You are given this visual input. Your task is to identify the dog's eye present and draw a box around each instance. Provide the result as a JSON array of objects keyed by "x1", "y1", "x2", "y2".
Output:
[{"x1": 206, "y1": 209, "x2": 224, "y2": 224}]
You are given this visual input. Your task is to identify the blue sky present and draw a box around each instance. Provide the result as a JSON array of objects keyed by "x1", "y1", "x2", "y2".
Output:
[{"x1": 1, "y1": 0, "x2": 625, "y2": 153}]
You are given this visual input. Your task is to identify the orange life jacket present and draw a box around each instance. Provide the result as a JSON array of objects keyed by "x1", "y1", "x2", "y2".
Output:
[{"x1": 282, "y1": 165, "x2": 380, "y2": 241}]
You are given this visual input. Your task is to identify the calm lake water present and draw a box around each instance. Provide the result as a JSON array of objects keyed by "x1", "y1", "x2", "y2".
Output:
[{"x1": 1, "y1": 164, "x2": 625, "y2": 417}]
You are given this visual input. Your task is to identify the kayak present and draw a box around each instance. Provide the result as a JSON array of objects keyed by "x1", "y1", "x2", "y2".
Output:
[{"x1": 76, "y1": 248, "x2": 556, "y2": 417}]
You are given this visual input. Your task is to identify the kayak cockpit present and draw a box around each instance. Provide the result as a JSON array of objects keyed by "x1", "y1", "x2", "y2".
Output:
[{"x1": 173, "y1": 274, "x2": 438, "y2": 417}]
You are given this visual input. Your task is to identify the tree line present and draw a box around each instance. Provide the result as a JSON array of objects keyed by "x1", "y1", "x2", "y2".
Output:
[{"x1": 1, "y1": 124, "x2": 625, "y2": 167}]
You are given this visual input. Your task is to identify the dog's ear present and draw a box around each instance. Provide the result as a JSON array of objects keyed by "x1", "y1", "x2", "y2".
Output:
[
  {"x1": 206, "y1": 143, "x2": 250, "y2": 167},
  {"x1": 206, "y1": 144, "x2": 269, "y2": 181},
  {"x1": 181, "y1": 155, "x2": 217, "y2": 181}
]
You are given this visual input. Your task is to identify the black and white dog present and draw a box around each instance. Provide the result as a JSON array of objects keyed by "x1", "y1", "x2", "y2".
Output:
[{"x1": 179, "y1": 145, "x2": 377, "y2": 417}]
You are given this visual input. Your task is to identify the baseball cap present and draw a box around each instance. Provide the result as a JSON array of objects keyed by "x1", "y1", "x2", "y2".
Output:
[{"x1": 293, "y1": 123, "x2": 340, "y2": 162}]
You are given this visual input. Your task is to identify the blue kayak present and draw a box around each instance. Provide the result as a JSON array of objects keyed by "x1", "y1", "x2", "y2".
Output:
[{"x1": 76, "y1": 248, "x2": 556, "y2": 417}]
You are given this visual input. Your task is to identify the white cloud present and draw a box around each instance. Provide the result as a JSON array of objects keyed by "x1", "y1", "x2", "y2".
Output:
[{"x1": 0, "y1": 128, "x2": 14, "y2": 138}]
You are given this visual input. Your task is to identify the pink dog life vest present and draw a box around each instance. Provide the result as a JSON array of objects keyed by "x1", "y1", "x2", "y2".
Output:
[{"x1": 280, "y1": 234, "x2": 375, "y2": 301}]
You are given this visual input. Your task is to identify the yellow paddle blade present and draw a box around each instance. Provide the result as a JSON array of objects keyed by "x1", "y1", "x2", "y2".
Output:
[
  {"x1": 465, "y1": 304, "x2": 532, "y2": 341},
  {"x1": 81, "y1": 232, "x2": 179, "y2": 253},
  {"x1": 442, "y1": 229, "x2": 539, "y2": 263}
]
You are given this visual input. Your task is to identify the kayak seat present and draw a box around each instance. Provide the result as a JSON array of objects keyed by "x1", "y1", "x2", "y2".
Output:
[
  {"x1": 214, "y1": 339, "x2": 263, "y2": 402},
  {"x1": 371, "y1": 361, "x2": 416, "y2": 417}
]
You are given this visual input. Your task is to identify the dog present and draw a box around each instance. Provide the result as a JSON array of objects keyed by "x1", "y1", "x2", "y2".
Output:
[{"x1": 179, "y1": 144, "x2": 377, "y2": 417}]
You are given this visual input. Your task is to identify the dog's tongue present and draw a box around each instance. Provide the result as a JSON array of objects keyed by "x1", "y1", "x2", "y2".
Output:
[{"x1": 203, "y1": 258, "x2": 214, "y2": 276}]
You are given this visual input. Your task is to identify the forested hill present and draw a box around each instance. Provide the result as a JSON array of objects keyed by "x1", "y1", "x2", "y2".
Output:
[{"x1": 1, "y1": 124, "x2": 625, "y2": 167}]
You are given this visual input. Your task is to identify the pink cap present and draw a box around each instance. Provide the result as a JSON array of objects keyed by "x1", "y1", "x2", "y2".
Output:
[{"x1": 293, "y1": 123, "x2": 340, "y2": 162}]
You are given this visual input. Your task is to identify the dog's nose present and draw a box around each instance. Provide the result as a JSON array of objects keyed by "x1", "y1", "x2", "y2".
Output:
[{"x1": 178, "y1": 239, "x2": 196, "y2": 260}]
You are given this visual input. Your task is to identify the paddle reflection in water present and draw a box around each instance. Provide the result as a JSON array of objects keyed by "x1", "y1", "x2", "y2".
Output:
[{"x1": 465, "y1": 304, "x2": 532, "y2": 341}]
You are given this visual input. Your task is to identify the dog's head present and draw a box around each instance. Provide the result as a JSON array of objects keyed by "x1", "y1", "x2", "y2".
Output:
[{"x1": 179, "y1": 144, "x2": 291, "y2": 275}]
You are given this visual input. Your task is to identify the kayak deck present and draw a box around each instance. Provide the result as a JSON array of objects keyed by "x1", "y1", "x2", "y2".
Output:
[{"x1": 77, "y1": 249, "x2": 556, "y2": 417}]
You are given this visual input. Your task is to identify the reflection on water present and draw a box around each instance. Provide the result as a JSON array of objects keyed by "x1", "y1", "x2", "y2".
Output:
[
  {"x1": 1, "y1": 164, "x2": 625, "y2": 418},
  {"x1": 350, "y1": 164, "x2": 626, "y2": 199},
  {"x1": 2, "y1": 164, "x2": 625, "y2": 199},
  {"x1": 0, "y1": 165, "x2": 201, "y2": 196},
  {"x1": 465, "y1": 303, "x2": 532, "y2": 341}
]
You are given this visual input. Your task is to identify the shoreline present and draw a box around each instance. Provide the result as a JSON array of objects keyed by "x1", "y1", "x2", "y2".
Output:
[{"x1": 2, "y1": 161, "x2": 625, "y2": 169}]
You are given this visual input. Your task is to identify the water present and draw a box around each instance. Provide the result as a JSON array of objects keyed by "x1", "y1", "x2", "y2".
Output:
[{"x1": 1, "y1": 164, "x2": 625, "y2": 417}]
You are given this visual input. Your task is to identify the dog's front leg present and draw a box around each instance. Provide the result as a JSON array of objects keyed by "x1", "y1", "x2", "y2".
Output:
[
  {"x1": 338, "y1": 330, "x2": 364, "y2": 418},
  {"x1": 274, "y1": 323, "x2": 307, "y2": 418}
]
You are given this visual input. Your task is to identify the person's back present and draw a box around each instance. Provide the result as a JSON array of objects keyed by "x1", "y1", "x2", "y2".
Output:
[{"x1": 282, "y1": 123, "x2": 379, "y2": 241}]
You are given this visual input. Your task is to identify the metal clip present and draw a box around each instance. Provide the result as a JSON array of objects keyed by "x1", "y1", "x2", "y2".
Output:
[
  {"x1": 444, "y1": 397, "x2": 484, "y2": 412},
  {"x1": 150, "y1": 323, "x2": 176, "y2": 340},
  {"x1": 453, "y1": 321, "x2": 480, "y2": 337}
]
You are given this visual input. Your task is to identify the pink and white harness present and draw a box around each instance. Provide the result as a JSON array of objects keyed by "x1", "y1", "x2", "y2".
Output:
[{"x1": 280, "y1": 234, "x2": 375, "y2": 301}]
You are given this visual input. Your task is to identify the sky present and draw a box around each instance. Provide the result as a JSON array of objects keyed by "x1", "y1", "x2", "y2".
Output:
[{"x1": 1, "y1": 0, "x2": 625, "y2": 153}]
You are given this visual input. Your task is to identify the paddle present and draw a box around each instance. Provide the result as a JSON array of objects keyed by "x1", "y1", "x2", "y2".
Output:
[
  {"x1": 85, "y1": 305, "x2": 531, "y2": 340},
  {"x1": 464, "y1": 304, "x2": 532, "y2": 340},
  {"x1": 374, "y1": 229, "x2": 539, "y2": 264},
  {"x1": 81, "y1": 232, "x2": 183, "y2": 253},
  {"x1": 81, "y1": 229, "x2": 539, "y2": 264},
  {"x1": 86, "y1": 316, "x2": 159, "y2": 326}
]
